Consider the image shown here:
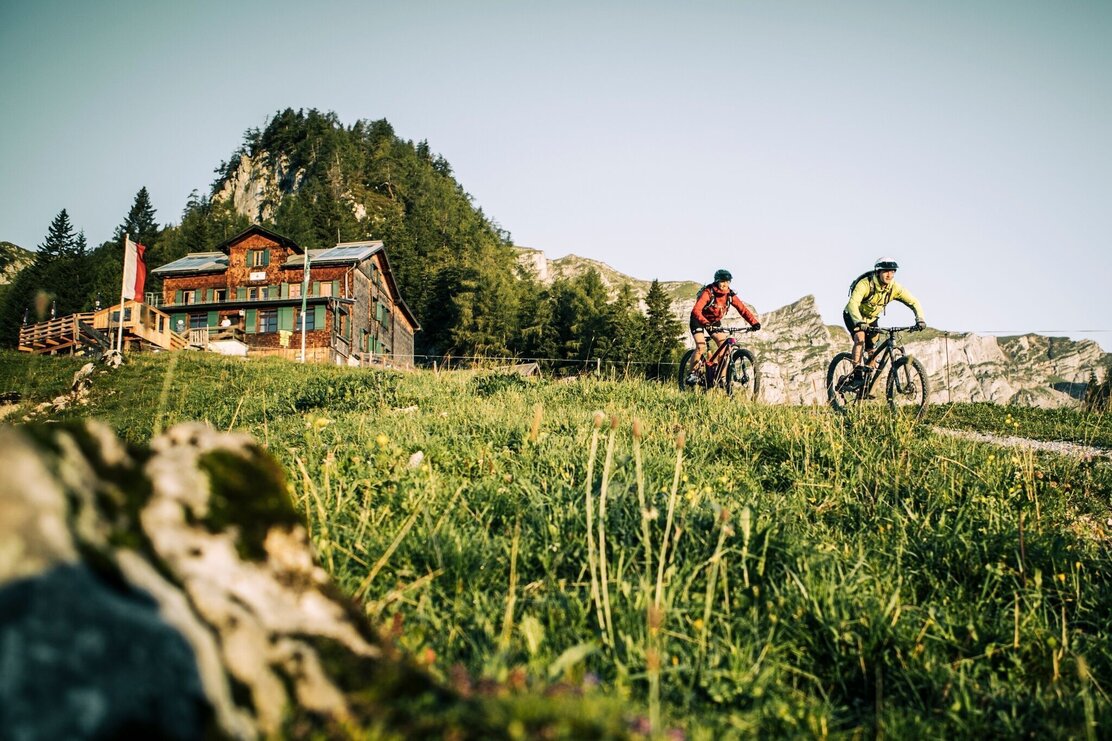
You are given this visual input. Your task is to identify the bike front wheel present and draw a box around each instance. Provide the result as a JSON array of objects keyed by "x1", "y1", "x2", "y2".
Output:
[
  {"x1": 726, "y1": 349, "x2": 760, "y2": 400},
  {"x1": 887, "y1": 356, "x2": 929, "y2": 418},
  {"x1": 827, "y1": 352, "x2": 862, "y2": 412}
]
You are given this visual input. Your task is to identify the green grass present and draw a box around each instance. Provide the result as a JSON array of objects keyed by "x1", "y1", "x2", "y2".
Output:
[
  {"x1": 3, "y1": 350, "x2": 1111, "y2": 738},
  {"x1": 924, "y1": 403, "x2": 1112, "y2": 449}
]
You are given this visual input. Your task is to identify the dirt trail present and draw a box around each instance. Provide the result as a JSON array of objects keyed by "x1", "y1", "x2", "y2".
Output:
[{"x1": 933, "y1": 427, "x2": 1112, "y2": 460}]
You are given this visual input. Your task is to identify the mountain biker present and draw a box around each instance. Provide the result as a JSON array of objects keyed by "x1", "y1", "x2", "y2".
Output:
[
  {"x1": 843, "y1": 257, "x2": 926, "y2": 389},
  {"x1": 689, "y1": 269, "x2": 761, "y2": 380}
]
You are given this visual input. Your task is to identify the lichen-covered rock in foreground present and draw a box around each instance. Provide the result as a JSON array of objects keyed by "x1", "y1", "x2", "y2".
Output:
[{"x1": 0, "y1": 422, "x2": 632, "y2": 739}]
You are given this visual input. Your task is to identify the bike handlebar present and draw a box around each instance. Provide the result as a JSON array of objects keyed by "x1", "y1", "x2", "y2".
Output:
[
  {"x1": 864, "y1": 325, "x2": 923, "y2": 335},
  {"x1": 705, "y1": 325, "x2": 758, "y2": 334}
]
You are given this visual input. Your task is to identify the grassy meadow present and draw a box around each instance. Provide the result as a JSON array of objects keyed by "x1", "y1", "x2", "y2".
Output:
[{"x1": 2, "y1": 349, "x2": 1111, "y2": 738}]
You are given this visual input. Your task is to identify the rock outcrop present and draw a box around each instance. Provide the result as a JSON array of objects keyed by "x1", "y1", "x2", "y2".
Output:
[{"x1": 0, "y1": 422, "x2": 629, "y2": 739}]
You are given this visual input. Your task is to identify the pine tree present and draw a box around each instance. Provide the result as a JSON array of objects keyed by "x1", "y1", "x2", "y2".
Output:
[
  {"x1": 113, "y1": 187, "x2": 159, "y2": 246},
  {"x1": 643, "y1": 280, "x2": 683, "y2": 379},
  {"x1": 36, "y1": 209, "x2": 78, "y2": 262},
  {"x1": 0, "y1": 210, "x2": 86, "y2": 344}
]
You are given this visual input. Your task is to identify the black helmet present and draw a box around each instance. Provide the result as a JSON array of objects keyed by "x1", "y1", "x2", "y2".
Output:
[
  {"x1": 873, "y1": 257, "x2": 899, "y2": 271},
  {"x1": 713, "y1": 269, "x2": 733, "y2": 282}
]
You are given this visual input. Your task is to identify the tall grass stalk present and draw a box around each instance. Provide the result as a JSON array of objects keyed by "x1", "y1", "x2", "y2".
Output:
[
  {"x1": 693, "y1": 507, "x2": 731, "y2": 688},
  {"x1": 598, "y1": 415, "x2": 618, "y2": 651},
  {"x1": 500, "y1": 517, "x2": 522, "y2": 651},
  {"x1": 354, "y1": 491, "x2": 430, "y2": 600},
  {"x1": 295, "y1": 455, "x2": 335, "y2": 573},
  {"x1": 584, "y1": 411, "x2": 606, "y2": 642},
  {"x1": 632, "y1": 418, "x2": 661, "y2": 732},
  {"x1": 152, "y1": 350, "x2": 180, "y2": 437},
  {"x1": 655, "y1": 429, "x2": 685, "y2": 609}
]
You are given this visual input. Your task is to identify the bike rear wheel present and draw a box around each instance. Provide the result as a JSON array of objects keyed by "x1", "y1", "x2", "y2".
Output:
[
  {"x1": 678, "y1": 349, "x2": 704, "y2": 392},
  {"x1": 726, "y1": 349, "x2": 760, "y2": 400},
  {"x1": 887, "y1": 356, "x2": 929, "y2": 418},
  {"x1": 827, "y1": 352, "x2": 863, "y2": 412}
]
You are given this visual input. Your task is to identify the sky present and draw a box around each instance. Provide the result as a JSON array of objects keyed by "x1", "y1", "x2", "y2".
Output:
[{"x1": 2, "y1": 0, "x2": 1110, "y2": 350}]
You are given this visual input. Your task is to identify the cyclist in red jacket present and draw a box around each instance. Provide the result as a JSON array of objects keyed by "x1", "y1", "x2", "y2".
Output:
[{"x1": 688, "y1": 269, "x2": 761, "y2": 379}]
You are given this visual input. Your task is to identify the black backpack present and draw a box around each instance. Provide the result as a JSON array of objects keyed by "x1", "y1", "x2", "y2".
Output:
[{"x1": 847, "y1": 271, "x2": 875, "y2": 297}]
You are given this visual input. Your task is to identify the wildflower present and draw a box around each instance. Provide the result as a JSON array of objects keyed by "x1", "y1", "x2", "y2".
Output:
[{"x1": 375, "y1": 433, "x2": 389, "y2": 448}]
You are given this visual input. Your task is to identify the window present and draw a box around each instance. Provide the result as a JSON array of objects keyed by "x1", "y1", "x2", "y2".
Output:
[
  {"x1": 258, "y1": 309, "x2": 277, "y2": 333},
  {"x1": 318, "y1": 281, "x2": 333, "y2": 297},
  {"x1": 246, "y1": 249, "x2": 270, "y2": 267},
  {"x1": 182, "y1": 290, "x2": 197, "y2": 305},
  {"x1": 189, "y1": 314, "x2": 207, "y2": 330},
  {"x1": 213, "y1": 288, "x2": 227, "y2": 302},
  {"x1": 245, "y1": 286, "x2": 266, "y2": 301},
  {"x1": 297, "y1": 308, "x2": 316, "y2": 331},
  {"x1": 288, "y1": 282, "x2": 301, "y2": 299}
]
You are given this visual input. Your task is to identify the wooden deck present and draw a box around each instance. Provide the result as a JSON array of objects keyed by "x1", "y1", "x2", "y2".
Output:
[{"x1": 19, "y1": 301, "x2": 187, "y2": 355}]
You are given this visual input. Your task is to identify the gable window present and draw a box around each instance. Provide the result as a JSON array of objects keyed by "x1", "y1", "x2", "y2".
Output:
[
  {"x1": 258, "y1": 309, "x2": 278, "y2": 333},
  {"x1": 246, "y1": 249, "x2": 270, "y2": 267}
]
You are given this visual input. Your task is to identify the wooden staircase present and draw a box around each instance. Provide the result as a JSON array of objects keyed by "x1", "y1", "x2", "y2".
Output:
[{"x1": 19, "y1": 301, "x2": 187, "y2": 355}]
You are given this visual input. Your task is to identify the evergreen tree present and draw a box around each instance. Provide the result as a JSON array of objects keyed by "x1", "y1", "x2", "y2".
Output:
[
  {"x1": 36, "y1": 209, "x2": 78, "y2": 262},
  {"x1": 0, "y1": 209, "x2": 86, "y2": 344},
  {"x1": 113, "y1": 186, "x2": 159, "y2": 246},
  {"x1": 643, "y1": 280, "x2": 684, "y2": 379},
  {"x1": 85, "y1": 189, "x2": 163, "y2": 309}
]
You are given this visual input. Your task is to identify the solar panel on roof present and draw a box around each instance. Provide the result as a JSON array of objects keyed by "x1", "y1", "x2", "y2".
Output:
[{"x1": 153, "y1": 253, "x2": 227, "y2": 273}]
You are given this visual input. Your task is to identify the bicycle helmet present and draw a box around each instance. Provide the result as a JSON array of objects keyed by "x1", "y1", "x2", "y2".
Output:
[
  {"x1": 713, "y1": 269, "x2": 733, "y2": 282},
  {"x1": 873, "y1": 257, "x2": 899, "y2": 271}
]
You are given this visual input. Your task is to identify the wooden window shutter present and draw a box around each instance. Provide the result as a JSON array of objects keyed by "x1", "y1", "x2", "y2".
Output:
[
  {"x1": 278, "y1": 306, "x2": 294, "y2": 331},
  {"x1": 314, "y1": 305, "x2": 326, "y2": 330},
  {"x1": 268, "y1": 284, "x2": 280, "y2": 299},
  {"x1": 236, "y1": 287, "x2": 246, "y2": 300},
  {"x1": 207, "y1": 311, "x2": 219, "y2": 327},
  {"x1": 245, "y1": 309, "x2": 257, "y2": 334},
  {"x1": 175, "y1": 290, "x2": 183, "y2": 304},
  {"x1": 281, "y1": 282, "x2": 290, "y2": 299}
]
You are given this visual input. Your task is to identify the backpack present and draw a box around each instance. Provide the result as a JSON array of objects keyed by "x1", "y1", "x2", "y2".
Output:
[
  {"x1": 695, "y1": 284, "x2": 735, "y2": 323},
  {"x1": 847, "y1": 271, "x2": 875, "y2": 297}
]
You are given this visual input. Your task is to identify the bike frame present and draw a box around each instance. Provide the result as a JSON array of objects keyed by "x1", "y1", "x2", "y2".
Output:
[
  {"x1": 854, "y1": 326, "x2": 917, "y2": 397},
  {"x1": 701, "y1": 335, "x2": 738, "y2": 386}
]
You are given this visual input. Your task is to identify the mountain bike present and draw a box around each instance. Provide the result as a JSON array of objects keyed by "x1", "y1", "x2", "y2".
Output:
[
  {"x1": 827, "y1": 325, "x2": 929, "y2": 417},
  {"x1": 678, "y1": 327, "x2": 760, "y2": 400}
]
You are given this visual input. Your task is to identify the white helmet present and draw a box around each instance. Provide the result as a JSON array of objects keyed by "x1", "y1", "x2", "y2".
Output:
[{"x1": 874, "y1": 257, "x2": 899, "y2": 271}]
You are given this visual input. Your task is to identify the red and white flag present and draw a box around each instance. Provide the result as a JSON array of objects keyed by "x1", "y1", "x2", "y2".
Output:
[{"x1": 122, "y1": 237, "x2": 147, "y2": 300}]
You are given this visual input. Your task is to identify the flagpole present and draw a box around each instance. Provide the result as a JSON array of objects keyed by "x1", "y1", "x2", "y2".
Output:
[
  {"x1": 116, "y1": 232, "x2": 129, "y2": 352},
  {"x1": 300, "y1": 247, "x2": 310, "y2": 363}
]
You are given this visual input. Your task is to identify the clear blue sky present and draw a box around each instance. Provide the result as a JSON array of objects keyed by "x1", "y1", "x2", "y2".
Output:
[{"x1": 2, "y1": 0, "x2": 1110, "y2": 349}]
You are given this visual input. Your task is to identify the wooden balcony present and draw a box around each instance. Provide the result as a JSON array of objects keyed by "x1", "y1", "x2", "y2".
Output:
[{"x1": 19, "y1": 301, "x2": 187, "y2": 355}]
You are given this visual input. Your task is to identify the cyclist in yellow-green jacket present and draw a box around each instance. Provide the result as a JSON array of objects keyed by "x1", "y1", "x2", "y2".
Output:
[{"x1": 842, "y1": 257, "x2": 926, "y2": 390}]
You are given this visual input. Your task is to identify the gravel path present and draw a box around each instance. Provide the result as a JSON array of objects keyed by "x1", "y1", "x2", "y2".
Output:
[{"x1": 933, "y1": 427, "x2": 1112, "y2": 460}]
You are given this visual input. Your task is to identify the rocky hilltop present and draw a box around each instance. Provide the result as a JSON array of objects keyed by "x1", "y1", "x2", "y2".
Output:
[
  {"x1": 0, "y1": 241, "x2": 34, "y2": 284},
  {"x1": 517, "y1": 248, "x2": 1109, "y2": 408}
]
